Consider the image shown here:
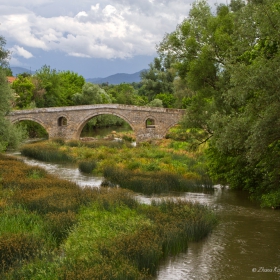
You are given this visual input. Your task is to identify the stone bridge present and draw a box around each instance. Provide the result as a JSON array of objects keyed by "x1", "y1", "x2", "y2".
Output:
[{"x1": 6, "y1": 104, "x2": 185, "y2": 142}]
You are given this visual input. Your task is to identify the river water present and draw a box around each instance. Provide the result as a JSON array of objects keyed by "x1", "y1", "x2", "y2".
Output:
[{"x1": 10, "y1": 153, "x2": 280, "y2": 280}]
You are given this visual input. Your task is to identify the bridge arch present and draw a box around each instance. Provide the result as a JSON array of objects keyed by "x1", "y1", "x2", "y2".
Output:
[
  {"x1": 9, "y1": 116, "x2": 49, "y2": 139},
  {"x1": 162, "y1": 121, "x2": 181, "y2": 139},
  {"x1": 74, "y1": 111, "x2": 136, "y2": 139},
  {"x1": 10, "y1": 116, "x2": 49, "y2": 133}
]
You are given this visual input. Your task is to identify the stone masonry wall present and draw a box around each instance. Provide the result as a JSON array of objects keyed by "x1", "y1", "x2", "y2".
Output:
[{"x1": 6, "y1": 104, "x2": 185, "y2": 143}]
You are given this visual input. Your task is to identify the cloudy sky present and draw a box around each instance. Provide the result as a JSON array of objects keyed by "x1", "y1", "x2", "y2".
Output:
[{"x1": 0, "y1": 0, "x2": 226, "y2": 78}]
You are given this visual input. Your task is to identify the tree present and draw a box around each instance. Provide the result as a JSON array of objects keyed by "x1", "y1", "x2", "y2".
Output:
[
  {"x1": 72, "y1": 82, "x2": 111, "y2": 105},
  {"x1": 147, "y1": 98, "x2": 163, "y2": 108},
  {"x1": 157, "y1": 0, "x2": 280, "y2": 206},
  {"x1": 104, "y1": 83, "x2": 147, "y2": 106},
  {"x1": 34, "y1": 65, "x2": 65, "y2": 107},
  {"x1": 158, "y1": 0, "x2": 235, "y2": 145},
  {"x1": 3, "y1": 67, "x2": 13, "y2": 76},
  {"x1": 0, "y1": 36, "x2": 27, "y2": 151},
  {"x1": 139, "y1": 55, "x2": 175, "y2": 101},
  {"x1": 0, "y1": 69, "x2": 26, "y2": 152},
  {"x1": 207, "y1": 0, "x2": 280, "y2": 207},
  {"x1": 58, "y1": 71, "x2": 85, "y2": 105},
  {"x1": 11, "y1": 75, "x2": 35, "y2": 108},
  {"x1": 154, "y1": 93, "x2": 176, "y2": 108},
  {"x1": 0, "y1": 35, "x2": 10, "y2": 69},
  {"x1": 31, "y1": 66, "x2": 85, "y2": 108}
]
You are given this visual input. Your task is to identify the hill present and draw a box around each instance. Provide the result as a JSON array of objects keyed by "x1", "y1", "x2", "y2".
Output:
[
  {"x1": 86, "y1": 70, "x2": 146, "y2": 85},
  {"x1": 10, "y1": 67, "x2": 146, "y2": 85},
  {"x1": 11, "y1": 67, "x2": 36, "y2": 76}
]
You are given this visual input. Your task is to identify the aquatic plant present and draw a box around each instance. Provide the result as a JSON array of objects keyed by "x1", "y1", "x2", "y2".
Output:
[
  {"x1": 78, "y1": 160, "x2": 97, "y2": 173},
  {"x1": 0, "y1": 233, "x2": 46, "y2": 271},
  {"x1": 44, "y1": 211, "x2": 77, "y2": 245},
  {"x1": 103, "y1": 167, "x2": 200, "y2": 195},
  {"x1": 20, "y1": 142, "x2": 73, "y2": 163},
  {"x1": 0, "y1": 154, "x2": 217, "y2": 279}
]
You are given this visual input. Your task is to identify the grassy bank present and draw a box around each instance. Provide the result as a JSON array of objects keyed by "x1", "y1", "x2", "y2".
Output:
[
  {"x1": 20, "y1": 138, "x2": 213, "y2": 194},
  {"x1": 0, "y1": 153, "x2": 217, "y2": 279}
]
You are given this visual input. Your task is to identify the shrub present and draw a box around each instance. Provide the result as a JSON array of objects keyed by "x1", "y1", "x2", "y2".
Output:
[
  {"x1": 44, "y1": 211, "x2": 77, "y2": 245},
  {"x1": 0, "y1": 233, "x2": 45, "y2": 271},
  {"x1": 14, "y1": 186, "x2": 83, "y2": 214},
  {"x1": 78, "y1": 160, "x2": 97, "y2": 174},
  {"x1": 66, "y1": 140, "x2": 81, "y2": 147},
  {"x1": 20, "y1": 143, "x2": 73, "y2": 163},
  {"x1": 51, "y1": 138, "x2": 65, "y2": 145},
  {"x1": 103, "y1": 167, "x2": 198, "y2": 195}
]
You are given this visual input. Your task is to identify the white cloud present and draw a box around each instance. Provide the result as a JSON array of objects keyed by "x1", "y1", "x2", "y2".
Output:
[
  {"x1": 10, "y1": 45, "x2": 34, "y2": 59},
  {"x1": 0, "y1": 0, "x2": 227, "y2": 60},
  {"x1": 91, "y1": 3, "x2": 100, "y2": 11},
  {"x1": 76, "y1": 11, "x2": 88, "y2": 18},
  {"x1": 102, "y1": 5, "x2": 118, "y2": 17}
]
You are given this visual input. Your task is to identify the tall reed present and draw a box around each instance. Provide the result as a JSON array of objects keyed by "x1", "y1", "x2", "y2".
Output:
[
  {"x1": 20, "y1": 142, "x2": 73, "y2": 163},
  {"x1": 103, "y1": 166, "x2": 210, "y2": 195},
  {"x1": 0, "y1": 154, "x2": 217, "y2": 279}
]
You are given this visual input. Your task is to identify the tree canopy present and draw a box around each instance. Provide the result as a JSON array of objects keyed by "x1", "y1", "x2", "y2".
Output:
[
  {"x1": 157, "y1": 0, "x2": 280, "y2": 207},
  {"x1": 0, "y1": 36, "x2": 26, "y2": 151}
]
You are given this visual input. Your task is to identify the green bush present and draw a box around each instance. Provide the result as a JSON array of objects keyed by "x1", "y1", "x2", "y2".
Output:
[
  {"x1": 0, "y1": 233, "x2": 45, "y2": 271},
  {"x1": 0, "y1": 154, "x2": 217, "y2": 279},
  {"x1": 21, "y1": 144, "x2": 73, "y2": 163},
  {"x1": 103, "y1": 167, "x2": 198, "y2": 195},
  {"x1": 78, "y1": 160, "x2": 97, "y2": 173},
  {"x1": 44, "y1": 211, "x2": 77, "y2": 244}
]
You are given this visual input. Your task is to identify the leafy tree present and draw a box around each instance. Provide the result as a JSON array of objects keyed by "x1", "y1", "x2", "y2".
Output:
[
  {"x1": 154, "y1": 93, "x2": 176, "y2": 108},
  {"x1": 11, "y1": 75, "x2": 35, "y2": 108},
  {"x1": 158, "y1": 0, "x2": 235, "y2": 145},
  {"x1": 104, "y1": 83, "x2": 147, "y2": 105},
  {"x1": 72, "y1": 82, "x2": 112, "y2": 105},
  {"x1": 31, "y1": 66, "x2": 85, "y2": 108},
  {"x1": 2, "y1": 67, "x2": 13, "y2": 76},
  {"x1": 0, "y1": 35, "x2": 10, "y2": 69},
  {"x1": 207, "y1": 0, "x2": 280, "y2": 207},
  {"x1": 0, "y1": 50, "x2": 26, "y2": 151},
  {"x1": 34, "y1": 65, "x2": 65, "y2": 107},
  {"x1": 147, "y1": 98, "x2": 163, "y2": 108},
  {"x1": 157, "y1": 0, "x2": 280, "y2": 206},
  {"x1": 0, "y1": 36, "x2": 26, "y2": 151},
  {"x1": 58, "y1": 71, "x2": 85, "y2": 105},
  {"x1": 139, "y1": 55, "x2": 175, "y2": 101}
]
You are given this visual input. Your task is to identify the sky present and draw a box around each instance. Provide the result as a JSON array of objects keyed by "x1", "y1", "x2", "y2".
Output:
[{"x1": 0, "y1": 0, "x2": 226, "y2": 78}]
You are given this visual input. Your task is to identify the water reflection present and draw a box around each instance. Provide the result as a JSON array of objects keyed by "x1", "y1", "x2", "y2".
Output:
[{"x1": 157, "y1": 189, "x2": 280, "y2": 280}]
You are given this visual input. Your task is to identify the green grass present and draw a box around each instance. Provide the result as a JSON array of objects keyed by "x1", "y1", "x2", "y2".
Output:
[
  {"x1": 78, "y1": 160, "x2": 97, "y2": 174},
  {"x1": 103, "y1": 167, "x2": 210, "y2": 195},
  {"x1": 20, "y1": 141, "x2": 73, "y2": 163},
  {"x1": 20, "y1": 139, "x2": 214, "y2": 193},
  {"x1": 0, "y1": 153, "x2": 217, "y2": 279}
]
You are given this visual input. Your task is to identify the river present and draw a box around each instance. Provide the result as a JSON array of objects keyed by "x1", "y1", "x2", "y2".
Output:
[{"x1": 9, "y1": 152, "x2": 280, "y2": 280}]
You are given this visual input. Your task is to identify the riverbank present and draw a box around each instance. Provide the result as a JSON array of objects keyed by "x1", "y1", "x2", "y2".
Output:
[
  {"x1": 20, "y1": 138, "x2": 213, "y2": 195},
  {"x1": 0, "y1": 153, "x2": 217, "y2": 279}
]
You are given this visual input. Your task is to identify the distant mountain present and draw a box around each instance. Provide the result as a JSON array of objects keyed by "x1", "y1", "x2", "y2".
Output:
[
  {"x1": 11, "y1": 67, "x2": 36, "y2": 76},
  {"x1": 10, "y1": 67, "x2": 147, "y2": 85},
  {"x1": 86, "y1": 69, "x2": 146, "y2": 85}
]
